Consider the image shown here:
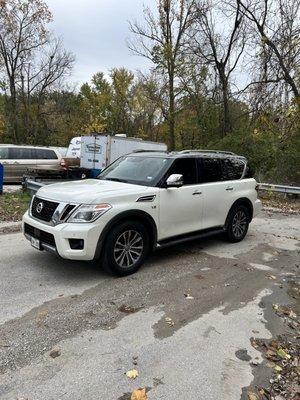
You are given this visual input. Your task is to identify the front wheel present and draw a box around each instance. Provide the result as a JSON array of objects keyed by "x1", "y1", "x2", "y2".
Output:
[
  {"x1": 225, "y1": 205, "x2": 250, "y2": 243},
  {"x1": 101, "y1": 220, "x2": 149, "y2": 276}
]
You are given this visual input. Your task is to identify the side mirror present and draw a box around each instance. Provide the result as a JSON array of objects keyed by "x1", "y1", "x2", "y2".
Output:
[{"x1": 166, "y1": 174, "x2": 183, "y2": 188}]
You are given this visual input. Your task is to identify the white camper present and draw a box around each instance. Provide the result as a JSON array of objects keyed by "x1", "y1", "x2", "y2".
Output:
[{"x1": 80, "y1": 135, "x2": 167, "y2": 170}]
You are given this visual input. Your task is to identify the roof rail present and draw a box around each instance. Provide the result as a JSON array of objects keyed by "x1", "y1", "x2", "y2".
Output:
[
  {"x1": 179, "y1": 149, "x2": 236, "y2": 155},
  {"x1": 131, "y1": 149, "x2": 168, "y2": 153}
]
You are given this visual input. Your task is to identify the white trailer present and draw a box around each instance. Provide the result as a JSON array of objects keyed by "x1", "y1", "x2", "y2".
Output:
[{"x1": 80, "y1": 135, "x2": 167, "y2": 171}]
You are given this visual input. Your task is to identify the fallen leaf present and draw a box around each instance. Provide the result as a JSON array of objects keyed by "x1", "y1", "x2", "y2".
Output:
[
  {"x1": 266, "y1": 348, "x2": 277, "y2": 360},
  {"x1": 274, "y1": 364, "x2": 283, "y2": 372},
  {"x1": 165, "y1": 317, "x2": 174, "y2": 326},
  {"x1": 277, "y1": 348, "x2": 291, "y2": 360},
  {"x1": 248, "y1": 391, "x2": 259, "y2": 400},
  {"x1": 36, "y1": 310, "x2": 48, "y2": 327},
  {"x1": 126, "y1": 369, "x2": 138, "y2": 379},
  {"x1": 131, "y1": 388, "x2": 147, "y2": 400}
]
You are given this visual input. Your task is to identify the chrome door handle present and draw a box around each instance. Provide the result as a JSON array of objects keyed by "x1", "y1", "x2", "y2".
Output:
[
  {"x1": 226, "y1": 187, "x2": 234, "y2": 191},
  {"x1": 193, "y1": 191, "x2": 202, "y2": 196}
]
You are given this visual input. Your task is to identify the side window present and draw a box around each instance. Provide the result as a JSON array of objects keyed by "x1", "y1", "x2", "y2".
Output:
[
  {"x1": 10, "y1": 147, "x2": 35, "y2": 160},
  {"x1": 198, "y1": 157, "x2": 222, "y2": 183},
  {"x1": 0, "y1": 147, "x2": 9, "y2": 159},
  {"x1": 166, "y1": 158, "x2": 197, "y2": 185},
  {"x1": 36, "y1": 149, "x2": 58, "y2": 160},
  {"x1": 221, "y1": 158, "x2": 245, "y2": 180}
]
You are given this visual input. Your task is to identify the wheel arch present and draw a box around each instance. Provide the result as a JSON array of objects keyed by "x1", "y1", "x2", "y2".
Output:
[
  {"x1": 225, "y1": 197, "x2": 254, "y2": 228},
  {"x1": 93, "y1": 210, "x2": 158, "y2": 260}
]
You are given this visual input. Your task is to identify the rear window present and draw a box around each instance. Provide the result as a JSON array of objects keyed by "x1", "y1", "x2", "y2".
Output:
[
  {"x1": 221, "y1": 158, "x2": 245, "y2": 180},
  {"x1": 198, "y1": 158, "x2": 222, "y2": 183},
  {"x1": 9, "y1": 147, "x2": 35, "y2": 160},
  {"x1": 0, "y1": 147, "x2": 9, "y2": 159},
  {"x1": 36, "y1": 149, "x2": 58, "y2": 160}
]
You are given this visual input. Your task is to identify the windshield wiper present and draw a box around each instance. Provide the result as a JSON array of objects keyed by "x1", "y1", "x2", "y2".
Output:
[{"x1": 103, "y1": 177, "x2": 129, "y2": 183}]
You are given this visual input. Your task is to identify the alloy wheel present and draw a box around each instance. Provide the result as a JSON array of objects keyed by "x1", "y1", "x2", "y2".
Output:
[
  {"x1": 113, "y1": 230, "x2": 144, "y2": 268},
  {"x1": 232, "y1": 210, "x2": 247, "y2": 238}
]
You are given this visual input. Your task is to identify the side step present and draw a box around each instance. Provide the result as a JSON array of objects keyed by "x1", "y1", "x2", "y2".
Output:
[{"x1": 156, "y1": 227, "x2": 225, "y2": 249}]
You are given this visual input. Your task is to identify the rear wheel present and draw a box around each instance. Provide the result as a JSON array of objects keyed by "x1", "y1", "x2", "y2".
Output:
[
  {"x1": 225, "y1": 205, "x2": 250, "y2": 243},
  {"x1": 102, "y1": 220, "x2": 149, "y2": 276}
]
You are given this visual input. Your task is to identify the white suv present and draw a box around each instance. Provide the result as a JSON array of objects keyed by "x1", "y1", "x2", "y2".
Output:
[{"x1": 23, "y1": 150, "x2": 262, "y2": 275}]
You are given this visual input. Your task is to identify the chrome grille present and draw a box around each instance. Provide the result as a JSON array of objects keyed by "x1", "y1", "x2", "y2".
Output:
[{"x1": 31, "y1": 196, "x2": 59, "y2": 222}]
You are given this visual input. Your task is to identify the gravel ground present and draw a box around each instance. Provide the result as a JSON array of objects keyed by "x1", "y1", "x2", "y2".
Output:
[{"x1": 0, "y1": 211, "x2": 299, "y2": 400}]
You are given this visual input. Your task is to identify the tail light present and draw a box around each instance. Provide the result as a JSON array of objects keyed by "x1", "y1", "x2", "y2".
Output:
[{"x1": 60, "y1": 158, "x2": 67, "y2": 170}]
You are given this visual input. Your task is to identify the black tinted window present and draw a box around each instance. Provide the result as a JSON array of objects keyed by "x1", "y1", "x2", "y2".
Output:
[
  {"x1": 0, "y1": 147, "x2": 9, "y2": 159},
  {"x1": 167, "y1": 158, "x2": 197, "y2": 185},
  {"x1": 198, "y1": 157, "x2": 222, "y2": 183},
  {"x1": 9, "y1": 147, "x2": 35, "y2": 160},
  {"x1": 221, "y1": 158, "x2": 245, "y2": 180},
  {"x1": 36, "y1": 149, "x2": 58, "y2": 160}
]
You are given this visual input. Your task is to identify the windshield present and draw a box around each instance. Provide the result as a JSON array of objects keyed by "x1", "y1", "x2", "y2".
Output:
[{"x1": 98, "y1": 156, "x2": 170, "y2": 187}]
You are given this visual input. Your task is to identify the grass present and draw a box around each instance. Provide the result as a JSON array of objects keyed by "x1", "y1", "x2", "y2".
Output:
[{"x1": 0, "y1": 191, "x2": 31, "y2": 222}]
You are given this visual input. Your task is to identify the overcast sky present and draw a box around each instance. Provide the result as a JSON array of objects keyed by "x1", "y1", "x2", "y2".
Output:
[{"x1": 46, "y1": 0, "x2": 153, "y2": 87}]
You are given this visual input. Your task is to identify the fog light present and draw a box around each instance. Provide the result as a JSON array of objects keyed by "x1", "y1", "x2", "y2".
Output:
[{"x1": 69, "y1": 239, "x2": 84, "y2": 250}]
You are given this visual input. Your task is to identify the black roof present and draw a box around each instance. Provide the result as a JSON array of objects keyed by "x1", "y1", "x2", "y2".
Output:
[{"x1": 129, "y1": 150, "x2": 246, "y2": 160}]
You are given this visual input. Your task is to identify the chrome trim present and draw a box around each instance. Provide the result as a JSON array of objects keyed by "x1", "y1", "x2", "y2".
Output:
[
  {"x1": 136, "y1": 195, "x2": 156, "y2": 202},
  {"x1": 29, "y1": 195, "x2": 80, "y2": 226},
  {"x1": 42, "y1": 243, "x2": 57, "y2": 255}
]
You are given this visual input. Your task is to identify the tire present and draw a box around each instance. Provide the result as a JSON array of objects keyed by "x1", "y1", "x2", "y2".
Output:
[
  {"x1": 224, "y1": 205, "x2": 250, "y2": 243},
  {"x1": 101, "y1": 220, "x2": 150, "y2": 276}
]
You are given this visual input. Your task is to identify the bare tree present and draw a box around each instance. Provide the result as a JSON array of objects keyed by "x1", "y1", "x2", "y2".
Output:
[
  {"x1": 236, "y1": 0, "x2": 300, "y2": 108},
  {"x1": 129, "y1": 0, "x2": 196, "y2": 150},
  {"x1": 19, "y1": 38, "x2": 74, "y2": 141},
  {"x1": 0, "y1": 0, "x2": 52, "y2": 142},
  {"x1": 191, "y1": 0, "x2": 246, "y2": 136}
]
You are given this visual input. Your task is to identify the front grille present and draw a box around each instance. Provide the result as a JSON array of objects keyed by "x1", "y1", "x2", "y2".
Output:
[
  {"x1": 31, "y1": 196, "x2": 59, "y2": 222},
  {"x1": 24, "y1": 223, "x2": 56, "y2": 248}
]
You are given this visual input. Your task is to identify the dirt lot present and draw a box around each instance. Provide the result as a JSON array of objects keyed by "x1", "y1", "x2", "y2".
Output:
[{"x1": 0, "y1": 211, "x2": 299, "y2": 400}]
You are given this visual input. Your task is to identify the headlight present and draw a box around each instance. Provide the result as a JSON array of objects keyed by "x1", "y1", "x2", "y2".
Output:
[{"x1": 67, "y1": 204, "x2": 111, "y2": 223}]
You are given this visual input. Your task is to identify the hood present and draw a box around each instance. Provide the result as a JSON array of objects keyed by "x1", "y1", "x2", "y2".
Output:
[{"x1": 36, "y1": 179, "x2": 150, "y2": 203}]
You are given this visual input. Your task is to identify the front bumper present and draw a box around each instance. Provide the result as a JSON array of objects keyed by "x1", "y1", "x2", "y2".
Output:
[{"x1": 22, "y1": 211, "x2": 103, "y2": 261}]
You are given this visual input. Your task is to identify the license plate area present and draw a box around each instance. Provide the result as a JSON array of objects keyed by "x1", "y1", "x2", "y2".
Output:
[{"x1": 31, "y1": 237, "x2": 41, "y2": 250}]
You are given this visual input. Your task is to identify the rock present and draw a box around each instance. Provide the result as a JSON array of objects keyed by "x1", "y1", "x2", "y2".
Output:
[{"x1": 49, "y1": 345, "x2": 61, "y2": 358}]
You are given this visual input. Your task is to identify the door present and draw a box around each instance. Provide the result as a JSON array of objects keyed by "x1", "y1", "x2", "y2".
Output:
[
  {"x1": 8, "y1": 147, "x2": 37, "y2": 182},
  {"x1": 197, "y1": 157, "x2": 244, "y2": 229},
  {"x1": 158, "y1": 158, "x2": 204, "y2": 240},
  {"x1": 35, "y1": 148, "x2": 60, "y2": 171}
]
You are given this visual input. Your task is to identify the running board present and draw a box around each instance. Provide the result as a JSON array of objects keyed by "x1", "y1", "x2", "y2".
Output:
[{"x1": 156, "y1": 227, "x2": 225, "y2": 249}]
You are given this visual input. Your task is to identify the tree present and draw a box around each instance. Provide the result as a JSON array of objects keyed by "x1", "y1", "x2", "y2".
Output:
[
  {"x1": 0, "y1": 0, "x2": 74, "y2": 143},
  {"x1": 110, "y1": 68, "x2": 135, "y2": 135},
  {"x1": 236, "y1": 0, "x2": 300, "y2": 108},
  {"x1": 191, "y1": 0, "x2": 246, "y2": 136},
  {"x1": 0, "y1": 0, "x2": 52, "y2": 142},
  {"x1": 129, "y1": 0, "x2": 196, "y2": 150}
]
